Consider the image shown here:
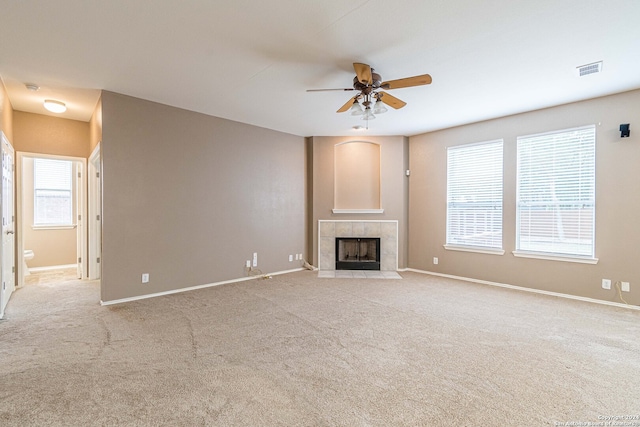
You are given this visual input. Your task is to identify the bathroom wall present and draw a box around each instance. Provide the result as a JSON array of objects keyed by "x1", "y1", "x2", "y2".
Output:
[{"x1": 21, "y1": 157, "x2": 77, "y2": 268}]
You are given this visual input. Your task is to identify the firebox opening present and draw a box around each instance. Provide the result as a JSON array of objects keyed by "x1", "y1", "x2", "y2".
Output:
[{"x1": 336, "y1": 237, "x2": 381, "y2": 270}]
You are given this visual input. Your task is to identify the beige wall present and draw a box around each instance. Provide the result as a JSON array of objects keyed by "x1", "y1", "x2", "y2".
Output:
[
  {"x1": 408, "y1": 89, "x2": 640, "y2": 305},
  {"x1": 21, "y1": 157, "x2": 77, "y2": 268},
  {"x1": 100, "y1": 91, "x2": 306, "y2": 302},
  {"x1": 89, "y1": 96, "x2": 102, "y2": 153},
  {"x1": 0, "y1": 77, "x2": 14, "y2": 143},
  {"x1": 13, "y1": 111, "x2": 90, "y2": 158},
  {"x1": 309, "y1": 136, "x2": 409, "y2": 269}
]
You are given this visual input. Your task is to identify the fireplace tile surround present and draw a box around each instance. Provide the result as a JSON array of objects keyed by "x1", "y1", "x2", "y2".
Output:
[{"x1": 318, "y1": 220, "x2": 398, "y2": 271}]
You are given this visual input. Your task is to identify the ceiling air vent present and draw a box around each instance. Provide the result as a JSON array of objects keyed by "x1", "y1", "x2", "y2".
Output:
[{"x1": 576, "y1": 61, "x2": 603, "y2": 77}]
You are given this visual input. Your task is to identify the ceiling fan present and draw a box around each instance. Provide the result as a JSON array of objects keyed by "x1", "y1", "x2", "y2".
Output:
[{"x1": 307, "y1": 63, "x2": 432, "y2": 121}]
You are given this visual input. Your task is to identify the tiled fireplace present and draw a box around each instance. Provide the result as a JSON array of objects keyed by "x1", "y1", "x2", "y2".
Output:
[{"x1": 318, "y1": 220, "x2": 398, "y2": 271}]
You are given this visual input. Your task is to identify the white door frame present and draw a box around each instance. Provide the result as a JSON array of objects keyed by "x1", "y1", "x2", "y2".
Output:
[
  {"x1": 0, "y1": 132, "x2": 15, "y2": 319},
  {"x1": 88, "y1": 143, "x2": 101, "y2": 280},
  {"x1": 16, "y1": 152, "x2": 87, "y2": 286}
]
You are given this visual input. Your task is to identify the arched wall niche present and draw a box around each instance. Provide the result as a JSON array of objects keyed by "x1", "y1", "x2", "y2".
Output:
[{"x1": 333, "y1": 140, "x2": 382, "y2": 213}]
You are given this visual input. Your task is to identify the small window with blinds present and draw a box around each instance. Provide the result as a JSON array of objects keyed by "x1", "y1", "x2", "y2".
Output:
[
  {"x1": 446, "y1": 140, "x2": 504, "y2": 251},
  {"x1": 34, "y1": 158, "x2": 73, "y2": 226},
  {"x1": 516, "y1": 125, "x2": 595, "y2": 259}
]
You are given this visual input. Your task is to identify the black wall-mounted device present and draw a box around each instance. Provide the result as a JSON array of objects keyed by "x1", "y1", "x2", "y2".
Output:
[{"x1": 620, "y1": 123, "x2": 630, "y2": 138}]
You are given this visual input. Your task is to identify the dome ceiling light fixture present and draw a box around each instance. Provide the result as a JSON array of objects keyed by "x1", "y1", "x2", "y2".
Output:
[
  {"x1": 43, "y1": 99, "x2": 67, "y2": 113},
  {"x1": 307, "y1": 62, "x2": 432, "y2": 126}
]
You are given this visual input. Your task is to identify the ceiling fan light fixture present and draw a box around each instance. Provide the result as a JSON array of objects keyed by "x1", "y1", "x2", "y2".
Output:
[
  {"x1": 361, "y1": 107, "x2": 375, "y2": 121},
  {"x1": 349, "y1": 101, "x2": 364, "y2": 116},
  {"x1": 373, "y1": 99, "x2": 388, "y2": 114},
  {"x1": 43, "y1": 99, "x2": 66, "y2": 113}
]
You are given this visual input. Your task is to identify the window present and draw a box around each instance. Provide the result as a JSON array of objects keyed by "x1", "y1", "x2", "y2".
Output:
[
  {"x1": 34, "y1": 158, "x2": 73, "y2": 226},
  {"x1": 516, "y1": 125, "x2": 595, "y2": 258},
  {"x1": 446, "y1": 140, "x2": 503, "y2": 250}
]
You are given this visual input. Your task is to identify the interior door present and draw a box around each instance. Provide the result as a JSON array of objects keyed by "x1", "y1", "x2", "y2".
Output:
[{"x1": 1, "y1": 134, "x2": 15, "y2": 318}]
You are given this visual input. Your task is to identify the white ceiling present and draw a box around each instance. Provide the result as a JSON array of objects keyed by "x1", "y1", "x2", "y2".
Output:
[{"x1": 1, "y1": 0, "x2": 639, "y2": 137}]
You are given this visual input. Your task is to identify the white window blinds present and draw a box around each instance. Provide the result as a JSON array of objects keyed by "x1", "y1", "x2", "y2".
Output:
[
  {"x1": 34, "y1": 158, "x2": 73, "y2": 226},
  {"x1": 447, "y1": 140, "x2": 503, "y2": 249},
  {"x1": 516, "y1": 125, "x2": 595, "y2": 257}
]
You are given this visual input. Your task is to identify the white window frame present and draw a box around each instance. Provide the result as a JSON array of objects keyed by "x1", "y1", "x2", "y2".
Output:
[
  {"x1": 514, "y1": 125, "x2": 597, "y2": 263},
  {"x1": 33, "y1": 158, "x2": 74, "y2": 228},
  {"x1": 445, "y1": 139, "x2": 504, "y2": 255}
]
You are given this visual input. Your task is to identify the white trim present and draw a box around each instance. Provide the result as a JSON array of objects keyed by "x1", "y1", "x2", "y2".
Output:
[
  {"x1": 100, "y1": 268, "x2": 305, "y2": 306},
  {"x1": 88, "y1": 142, "x2": 101, "y2": 280},
  {"x1": 405, "y1": 268, "x2": 639, "y2": 311},
  {"x1": 29, "y1": 264, "x2": 77, "y2": 272},
  {"x1": 32, "y1": 224, "x2": 77, "y2": 230},
  {"x1": 444, "y1": 245, "x2": 505, "y2": 255},
  {"x1": 267, "y1": 267, "x2": 305, "y2": 277},
  {"x1": 512, "y1": 250, "x2": 598, "y2": 264},
  {"x1": 331, "y1": 209, "x2": 384, "y2": 214}
]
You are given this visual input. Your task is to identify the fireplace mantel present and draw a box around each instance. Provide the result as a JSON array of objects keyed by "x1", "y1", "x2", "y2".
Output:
[{"x1": 331, "y1": 209, "x2": 384, "y2": 214}]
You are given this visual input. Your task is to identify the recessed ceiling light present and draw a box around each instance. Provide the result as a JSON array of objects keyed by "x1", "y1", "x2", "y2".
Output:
[
  {"x1": 43, "y1": 99, "x2": 67, "y2": 113},
  {"x1": 25, "y1": 83, "x2": 40, "y2": 91}
]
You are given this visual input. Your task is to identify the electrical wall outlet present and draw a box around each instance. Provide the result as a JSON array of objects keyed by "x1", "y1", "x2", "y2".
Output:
[
  {"x1": 621, "y1": 281, "x2": 630, "y2": 292},
  {"x1": 252, "y1": 252, "x2": 258, "y2": 267},
  {"x1": 142, "y1": 273, "x2": 149, "y2": 284},
  {"x1": 289, "y1": 254, "x2": 293, "y2": 262},
  {"x1": 298, "y1": 253, "x2": 303, "y2": 260},
  {"x1": 433, "y1": 257, "x2": 439, "y2": 265},
  {"x1": 245, "y1": 260, "x2": 250, "y2": 268},
  {"x1": 602, "y1": 279, "x2": 611, "y2": 290}
]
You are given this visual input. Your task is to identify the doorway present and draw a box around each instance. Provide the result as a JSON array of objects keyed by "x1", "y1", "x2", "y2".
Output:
[{"x1": 16, "y1": 153, "x2": 87, "y2": 287}]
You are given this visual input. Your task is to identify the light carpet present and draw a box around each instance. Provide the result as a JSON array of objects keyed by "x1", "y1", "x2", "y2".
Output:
[{"x1": 1, "y1": 270, "x2": 639, "y2": 426}]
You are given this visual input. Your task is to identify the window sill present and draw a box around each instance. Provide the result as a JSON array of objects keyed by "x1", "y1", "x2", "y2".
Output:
[
  {"x1": 444, "y1": 245, "x2": 505, "y2": 255},
  {"x1": 512, "y1": 250, "x2": 598, "y2": 264},
  {"x1": 32, "y1": 224, "x2": 77, "y2": 231},
  {"x1": 332, "y1": 209, "x2": 384, "y2": 214}
]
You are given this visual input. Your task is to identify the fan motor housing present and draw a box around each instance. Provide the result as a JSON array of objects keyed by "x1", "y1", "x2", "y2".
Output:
[
  {"x1": 352, "y1": 72, "x2": 383, "y2": 90},
  {"x1": 371, "y1": 72, "x2": 382, "y2": 87}
]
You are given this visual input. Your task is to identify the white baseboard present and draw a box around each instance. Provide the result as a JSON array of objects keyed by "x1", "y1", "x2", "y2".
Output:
[
  {"x1": 100, "y1": 267, "x2": 305, "y2": 306},
  {"x1": 29, "y1": 264, "x2": 77, "y2": 273},
  {"x1": 405, "y1": 268, "x2": 640, "y2": 311}
]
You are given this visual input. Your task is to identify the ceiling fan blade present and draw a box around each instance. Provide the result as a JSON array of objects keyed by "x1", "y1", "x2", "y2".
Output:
[
  {"x1": 353, "y1": 63, "x2": 373, "y2": 85},
  {"x1": 378, "y1": 91, "x2": 407, "y2": 109},
  {"x1": 306, "y1": 88, "x2": 355, "y2": 92},
  {"x1": 337, "y1": 96, "x2": 358, "y2": 113},
  {"x1": 381, "y1": 74, "x2": 432, "y2": 90}
]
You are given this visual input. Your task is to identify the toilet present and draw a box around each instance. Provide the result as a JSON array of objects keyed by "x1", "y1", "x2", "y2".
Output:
[{"x1": 24, "y1": 250, "x2": 34, "y2": 276}]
